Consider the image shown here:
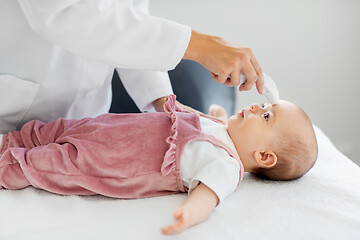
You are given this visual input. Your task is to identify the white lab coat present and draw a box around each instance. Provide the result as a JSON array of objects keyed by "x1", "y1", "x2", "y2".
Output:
[{"x1": 0, "y1": 0, "x2": 191, "y2": 133}]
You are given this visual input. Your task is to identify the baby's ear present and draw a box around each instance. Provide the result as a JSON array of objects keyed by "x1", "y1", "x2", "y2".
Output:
[{"x1": 254, "y1": 151, "x2": 278, "y2": 168}]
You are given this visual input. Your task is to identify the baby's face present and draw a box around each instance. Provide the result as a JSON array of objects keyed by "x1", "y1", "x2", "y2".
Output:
[{"x1": 227, "y1": 100, "x2": 307, "y2": 159}]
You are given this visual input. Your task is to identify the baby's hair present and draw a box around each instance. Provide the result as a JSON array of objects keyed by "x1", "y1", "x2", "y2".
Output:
[{"x1": 253, "y1": 106, "x2": 318, "y2": 181}]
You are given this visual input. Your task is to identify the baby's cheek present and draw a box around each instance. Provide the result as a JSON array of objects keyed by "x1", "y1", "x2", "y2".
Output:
[{"x1": 243, "y1": 121, "x2": 263, "y2": 139}]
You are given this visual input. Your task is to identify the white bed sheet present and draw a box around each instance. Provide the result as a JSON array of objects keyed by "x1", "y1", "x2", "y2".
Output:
[{"x1": 1, "y1": 125, "x2": 359, "y2": 240}]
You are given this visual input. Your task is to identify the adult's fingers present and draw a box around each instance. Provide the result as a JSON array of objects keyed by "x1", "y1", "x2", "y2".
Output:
[
  {"x1": 250, "y1": 55, "x2": 263, "y2": 78},
  {"x1": 214, "y1": 67, "x2": 242, "y2": 87},
  {"x1": 228, "y1": 69, "x2": 241, "y2": 87},
  {"x1": 210, "y1": 72, "x2": 229, "y2": 85},
  {"x1": 237, "y1": 47, "x2": 264, "y2": 93},
  {"x1": 239, "y1": 61, "x2": 257, "y2": 91},
  {"x1": 250, "y1": 56, "x2": 264, "y2": 94},
  {"x1": 216, "y1": 74, "x2": 229, "y2": 84},
  {"x1": 255, "y1": 74, "x2": 265, "y2": 95},
  {"x1": 210, "y1": 72, "x2": 217, "y2": 82}
]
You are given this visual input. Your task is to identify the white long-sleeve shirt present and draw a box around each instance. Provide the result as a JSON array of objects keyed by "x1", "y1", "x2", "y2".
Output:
[
  {"x1": 0, "y1": 0, "x2": 191, "y2": 133},
  {"x1": 181, "y1": 117, "x2": 242, "y2": 204}
]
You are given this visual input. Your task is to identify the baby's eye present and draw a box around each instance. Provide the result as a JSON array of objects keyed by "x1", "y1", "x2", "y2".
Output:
[
  {"x1": 263, "y1": 113, "x2": 269, "y2": 121},
  {"x1": 261, "y1": 103, "x2": 266, "y2": 109}
]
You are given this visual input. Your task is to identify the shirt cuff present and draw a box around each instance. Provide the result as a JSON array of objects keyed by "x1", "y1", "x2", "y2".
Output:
[
  {"x1": 162, "y1": 21, "x2": 192, "y2": 70},
  {"x1": 116, "y1": 69, "x2": 173, "y2": 112}
]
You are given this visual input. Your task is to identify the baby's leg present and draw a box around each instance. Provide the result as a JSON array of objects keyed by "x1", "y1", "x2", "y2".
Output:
[
  {"x1": 0, "y1": 118, "x2": 80, "y2": 151},
  {"x1": 0, "y1": 148, "x2": 31, "y2": 189},
  {"x1": 0, "y1": 142, "x2": 95, "y2": 195},
  {"x1": 0, "y1": 117, "x2": 93, "y2": 192}
]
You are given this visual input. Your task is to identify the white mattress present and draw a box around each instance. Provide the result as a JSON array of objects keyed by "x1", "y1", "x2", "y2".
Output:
[{"x1": 1, "y1": 125, "x2": 359, "y2": 240}]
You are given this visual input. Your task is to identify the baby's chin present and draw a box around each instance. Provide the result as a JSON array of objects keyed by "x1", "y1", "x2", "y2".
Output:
[{"x1": 227, "y1": 114, "x2": 242, "y2": 129}]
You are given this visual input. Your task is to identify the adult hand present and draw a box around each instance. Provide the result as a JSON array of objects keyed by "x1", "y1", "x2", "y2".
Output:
[{"x1": 183, "y1": 30, "x2": 264, "y2": 94}]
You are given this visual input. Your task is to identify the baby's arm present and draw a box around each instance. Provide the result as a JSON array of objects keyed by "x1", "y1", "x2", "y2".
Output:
[
  {"x1": 152, "y1": 96, "x2": 228, "y2": 125},
  {"x1": 161, "y1": 183, "x2": 219, "y2": 235}
]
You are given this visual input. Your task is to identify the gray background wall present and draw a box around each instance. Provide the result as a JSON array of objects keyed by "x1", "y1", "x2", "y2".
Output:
[{"x1": 150, "y1": 0, "x2": 360, "y2": 166}]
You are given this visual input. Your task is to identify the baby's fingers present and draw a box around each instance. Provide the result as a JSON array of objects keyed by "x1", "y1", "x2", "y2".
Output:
[
  {"x1": 161, "y1": 221, "x2": 187, "y2": 235},
  {"x1": 161, "y1": 208, "x2": 189, "y2": 235},
  {"x1": 173, "y1": 208, "x2": 183, "y2": 220}
]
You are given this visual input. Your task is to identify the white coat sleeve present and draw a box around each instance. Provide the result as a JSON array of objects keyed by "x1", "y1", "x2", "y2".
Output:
[
  {"x1": 116, "y1": 68, "x2": 173, "y2": 112},
  {"x1": 17, "y1": 0, "x2": 191, "y2": 71}
]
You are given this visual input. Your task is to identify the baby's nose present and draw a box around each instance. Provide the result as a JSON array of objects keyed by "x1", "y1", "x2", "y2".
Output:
[{"x1": 250, "y1": 104, "x2": 260, "y2": 113}]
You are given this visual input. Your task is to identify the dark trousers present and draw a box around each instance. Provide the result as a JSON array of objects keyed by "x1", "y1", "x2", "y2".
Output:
[{"x1": 109, "y1": 60, "x2": 235, "y2": 116}]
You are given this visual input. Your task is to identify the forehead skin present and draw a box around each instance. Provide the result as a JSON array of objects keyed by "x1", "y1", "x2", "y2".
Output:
[{"x1": 271, "y1": 100, "x2": 311, "y2": 138}]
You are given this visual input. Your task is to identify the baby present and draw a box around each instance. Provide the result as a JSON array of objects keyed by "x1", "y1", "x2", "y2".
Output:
[{"x1": 0, "y1": 95, "x2": 318, "y2": 235}]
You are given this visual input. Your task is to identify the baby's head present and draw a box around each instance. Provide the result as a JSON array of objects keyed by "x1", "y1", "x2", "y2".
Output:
[{"x1": 227, "y1": 100, "x2": 318, "y2": 181}]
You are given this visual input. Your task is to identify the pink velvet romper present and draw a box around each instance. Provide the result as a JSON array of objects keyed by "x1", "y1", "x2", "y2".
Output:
[{"x1": 0, "y1": 95, "x2": 241, "y2": 198}]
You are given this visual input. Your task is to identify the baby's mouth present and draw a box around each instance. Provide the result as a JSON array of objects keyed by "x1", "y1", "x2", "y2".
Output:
[{"x1": 237, "y1": 109, "x2": 245, "y2": 118}]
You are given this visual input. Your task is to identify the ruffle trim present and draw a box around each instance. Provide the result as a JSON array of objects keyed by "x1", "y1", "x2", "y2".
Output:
[{"x1": 161, "y1": 95, "x2": 182, "y2": 176}]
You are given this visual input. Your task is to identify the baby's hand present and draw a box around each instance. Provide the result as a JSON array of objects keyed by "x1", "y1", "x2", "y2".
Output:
[
  {"x1": 175, "y1": 100, "x2": 227, "y2": 125},
  {"x1": 161, "y1": 206, "x2": 191, "y2": 235},
  {"x1": 209, "y1": 104, "x2": 228, "y2": 124},
  {"x1": 162, "y1": 183, "x2": 218, "y2": 235}
]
